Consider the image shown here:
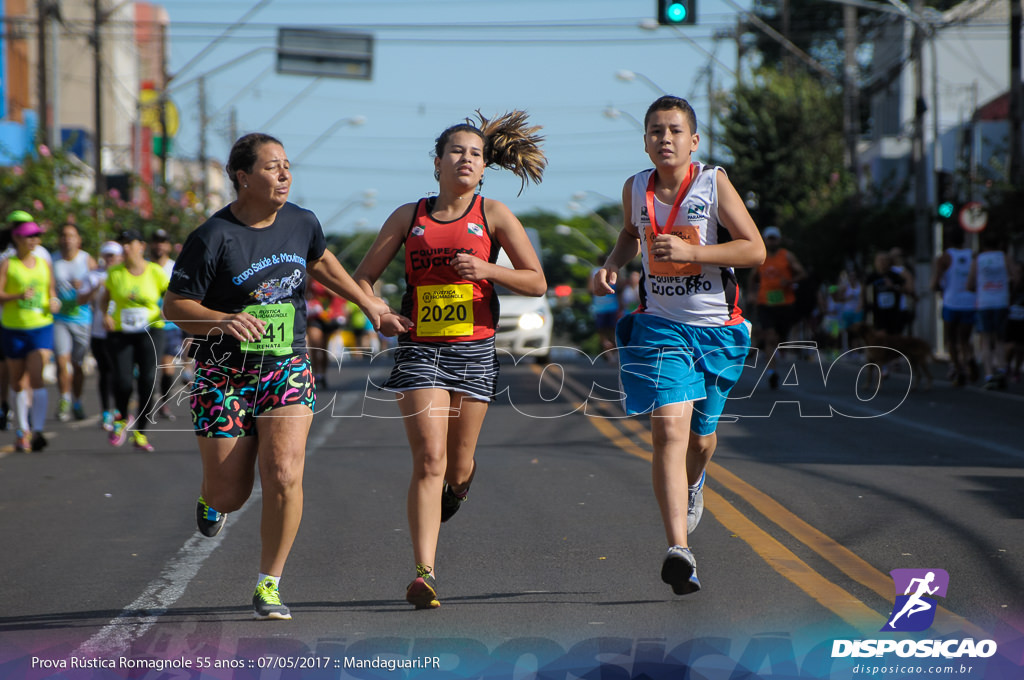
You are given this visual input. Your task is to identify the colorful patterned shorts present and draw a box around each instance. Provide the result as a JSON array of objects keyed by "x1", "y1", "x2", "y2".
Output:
[{"x1": 190, "y1": 354, "x2": 316, "y2": 438}]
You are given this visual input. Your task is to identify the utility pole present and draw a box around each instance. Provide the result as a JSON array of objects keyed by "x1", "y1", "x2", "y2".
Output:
[
  {"x1": 781, "y1": 0, "x2": 793, "y2": 72},
  {"x1": 198, "y1": 75, "x2": 208, "y2": 206},
  {"x1": 229, "y1": 107, "x2": 238, "y2": 145},
  {"x1": 707, "y1": 64, "x2": 714, "y2": 161},
  {"x1": 36, "y1": 0, "x2": 49, "y2": 145},
  {"x1": 1009, "y1": 0, "x2": 1023, "y2": 188},
  {"x1": 158, "y1": 21, "x2": 168, "y2": 186},
  {"x1": 47, "y1": 2, "x2": 60, "y2": 149},
  {"x1": 911, "y1": 0, "x2": 928, "y2": 265},
  {"x1": 92, "y1": 0, "x2": 105, "y2": 196},
  {"x1": 843, "y1": 3, "x2": 860, "y2": 199}
]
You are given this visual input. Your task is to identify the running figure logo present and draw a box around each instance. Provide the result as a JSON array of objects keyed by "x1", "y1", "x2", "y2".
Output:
[
  {"x1": 250, "y1": 269, "x2": 304, "y2": 304},
  {"x1": 882, "y1": 568, "x2": 949, "y2": 632}
]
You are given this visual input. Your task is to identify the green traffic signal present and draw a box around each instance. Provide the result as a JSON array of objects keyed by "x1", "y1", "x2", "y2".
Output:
[
  {"x1": 657, "y1": 0, "x2": 696, "y2": 25},
  {"x1": 938, "y1": 202, "x2": 954, "y2": 219}
]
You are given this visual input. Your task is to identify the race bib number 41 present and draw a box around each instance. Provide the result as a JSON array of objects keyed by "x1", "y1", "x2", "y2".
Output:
[
  {"x1": 240, "y1": 303, "x2": 295, "y2": 355},
  {"x1": 416, "y1": 283, "x2": 474, "y2": 337}
]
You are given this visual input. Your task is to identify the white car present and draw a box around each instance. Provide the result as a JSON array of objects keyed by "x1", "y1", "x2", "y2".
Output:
[{"x1": 492, "y1": 229, "x2": 552, "y2": 363}]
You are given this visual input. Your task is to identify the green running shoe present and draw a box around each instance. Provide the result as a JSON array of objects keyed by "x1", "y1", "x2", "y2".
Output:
[
  {"x1": 132, "y1": 431, "x2": 155, "y2": 453},
  {"x1": 195, "y1": 496, "x2": 225, "y2": 537},
  {"x1": 56, "y1": 399, "x2": 71, "y2": 422},
  {"x1": 252, "y1": 577, "x2": 291, "y2": 620}
]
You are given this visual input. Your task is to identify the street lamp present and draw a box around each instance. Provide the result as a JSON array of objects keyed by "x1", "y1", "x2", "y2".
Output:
[
  {"x1": 603, "y1": 106, "x2": 644, "y2": 131},
  {"x1": 570, "y1": 189, "x2": 622, "y2": 238},
  {"x1": 555, "y1": 223, "x2": 604, "y2": 254},
  {"x1": 322, "y1": 189, "x2": 378, "y2": 232},
  {"x1": 615, "y1": 69, "x2": 668, "y2": 95},
  {"x1": 566, "y1": 201, "x2": 619, "y2": 239},
  {"x1": 291, "y1": 115, "x2": 367, "y2": 166},
  {"x1": 573, "y1": 189, "x2": 618, "y2": 205},
  {"x1": 561, "y1": 253, "x2": 597, "y2": 269}
]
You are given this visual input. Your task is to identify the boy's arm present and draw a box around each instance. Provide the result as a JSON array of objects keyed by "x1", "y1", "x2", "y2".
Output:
[{"x1": 592, "y1": 178, "x2": 640, "y2": 296}]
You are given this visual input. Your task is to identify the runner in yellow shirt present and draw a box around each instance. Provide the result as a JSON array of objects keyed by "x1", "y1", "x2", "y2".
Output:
[
  {"x1": 100, "y1": 229, "x2": 169, "y2": 452},
  {"x1": 0, "y1": 220, "x2": 60, "y2": 452}
]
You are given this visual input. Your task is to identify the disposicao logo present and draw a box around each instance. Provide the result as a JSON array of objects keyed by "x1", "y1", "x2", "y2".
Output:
[
  {"x1": 883, "y1": 568, "x2": 948, "y2": 632},
  {"x1": 831, "y1": 568, "x2": 998, "y2": 660}
]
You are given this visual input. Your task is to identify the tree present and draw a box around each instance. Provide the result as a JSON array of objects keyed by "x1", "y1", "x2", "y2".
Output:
[
  {"x1": 718, "y1": 66, "x2": 849, "y2": 229},
  {"x1": 0, "y1": 143, "x2": 204, "y2": 253}
]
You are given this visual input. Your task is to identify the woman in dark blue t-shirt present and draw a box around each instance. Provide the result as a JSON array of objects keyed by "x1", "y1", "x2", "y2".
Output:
[{"x1": 164, "y1": 132, "x2": 390, "y2": 621}]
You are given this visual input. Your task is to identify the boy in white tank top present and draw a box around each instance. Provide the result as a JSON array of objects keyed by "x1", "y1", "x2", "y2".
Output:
[{"x1": 592, "y1": 95, "x2": 766, "y2": 596}]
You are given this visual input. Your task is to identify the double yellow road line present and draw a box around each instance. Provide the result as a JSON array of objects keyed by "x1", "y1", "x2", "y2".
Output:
[{"x1": 530, "y1": 363, "x2": 983, "y2": 637}]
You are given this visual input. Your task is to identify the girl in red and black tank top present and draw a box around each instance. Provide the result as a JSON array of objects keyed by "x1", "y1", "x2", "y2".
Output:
[
  {"x1": 353, "y1": 110, "x2": 547, "y2": 611},
  {"x1": 400, "y1": 194, "x2": 501, "y2": 343}
]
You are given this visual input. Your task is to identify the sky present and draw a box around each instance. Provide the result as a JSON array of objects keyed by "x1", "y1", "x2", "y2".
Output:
[{"x1": 159, "y1": 0, "x2": 752, "y2": 235}]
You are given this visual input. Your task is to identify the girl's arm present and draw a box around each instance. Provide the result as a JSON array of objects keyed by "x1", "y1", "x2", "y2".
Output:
[
  {"x1": 451, "y1": 199, "x2": 546, "y2": 297},
  {"x1": 353, "y1": 203, "x2": 417, "y2": 336},
  {"x1": 0, "y1": 260, "x2": 17, "y2": 303},
  {"x1": 100, "y1": 288, "x2": 116, "y2": 332},
  {"x1": 308, "y1": 249, "x2": 390, "y2": 329}
]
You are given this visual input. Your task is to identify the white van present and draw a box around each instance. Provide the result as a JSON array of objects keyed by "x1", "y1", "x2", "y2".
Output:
[{"x1": 493, "y1": 228, "x2": 552, "y2": 363}]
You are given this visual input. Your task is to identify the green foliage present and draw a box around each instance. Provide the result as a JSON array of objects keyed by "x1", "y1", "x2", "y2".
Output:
[
  {"x1": 717, "y1": 66, "x2": 860, "y2": 277},
  {"x1": 518, "y1": 208, "x2": 620, "y2": 344},
  {"x1": 0, "y1": 143, "x2": 205, "y2": 253}
]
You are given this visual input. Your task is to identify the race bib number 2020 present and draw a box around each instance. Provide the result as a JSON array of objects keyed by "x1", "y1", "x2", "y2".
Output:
[{"x1": 416, "y1": 283, "x2": 474, "y2": 337}]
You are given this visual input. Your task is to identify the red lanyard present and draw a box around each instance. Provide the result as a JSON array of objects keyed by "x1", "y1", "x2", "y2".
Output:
[{"x1": 645, "y1": 163, "x2": 696, "y2": 235}]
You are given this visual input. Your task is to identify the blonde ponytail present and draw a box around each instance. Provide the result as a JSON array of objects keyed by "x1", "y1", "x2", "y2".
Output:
[{"x1": 474, "y1": 110, "x2": 546, "y2": 195}]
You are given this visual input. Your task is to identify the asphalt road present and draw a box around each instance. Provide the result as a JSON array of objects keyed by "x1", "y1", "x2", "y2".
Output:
[{"x1": 1, "y1": 345, "x2": 1022, "y2": 679}]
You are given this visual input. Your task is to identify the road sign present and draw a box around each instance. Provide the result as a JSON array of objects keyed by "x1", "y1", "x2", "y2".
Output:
[
  {"x1": 959, "y1": 202, "x2": 988, "y2": 233},
  {"x1": 277, "y1": 28, "x2": 373, "y2": 80},
  {"x1": 139, "y1": 89, "x2": 179, "y2": 138}
]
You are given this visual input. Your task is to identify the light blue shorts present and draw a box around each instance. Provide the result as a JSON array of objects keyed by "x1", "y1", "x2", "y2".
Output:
[{"x1": 615, "y1": 313, "x2": 751, "y2": 435}]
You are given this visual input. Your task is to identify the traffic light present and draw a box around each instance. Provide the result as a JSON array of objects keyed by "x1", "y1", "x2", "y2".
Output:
[
  {"x1": 658, "y1": 0, "x2": 697, "y2": 25},
  {"x1": 935, "y1": 170, "x2": 955, "y2": 220}
]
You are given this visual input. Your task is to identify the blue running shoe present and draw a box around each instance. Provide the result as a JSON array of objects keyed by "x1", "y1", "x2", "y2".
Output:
[{"x1": 196, "y1": 496, "x2": 226, "y2": 537}]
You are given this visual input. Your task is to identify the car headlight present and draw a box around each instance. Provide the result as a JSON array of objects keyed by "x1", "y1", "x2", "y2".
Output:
[{"x1": 518, "y1": 311, "x2": 546, "y2": 330}]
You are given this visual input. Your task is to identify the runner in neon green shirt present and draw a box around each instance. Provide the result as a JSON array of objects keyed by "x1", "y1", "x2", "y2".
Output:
[
  {"x1": 0, "y1": 220, "x2": 60, "y2": 452},
  {"x1": 100, "y1": 229, "x2": 169, "y2": 451}
]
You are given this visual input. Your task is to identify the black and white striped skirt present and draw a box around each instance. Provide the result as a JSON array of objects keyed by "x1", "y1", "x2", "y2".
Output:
[{"x1": 382, "y1": 336, "x2": 500, "y2": 401}]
